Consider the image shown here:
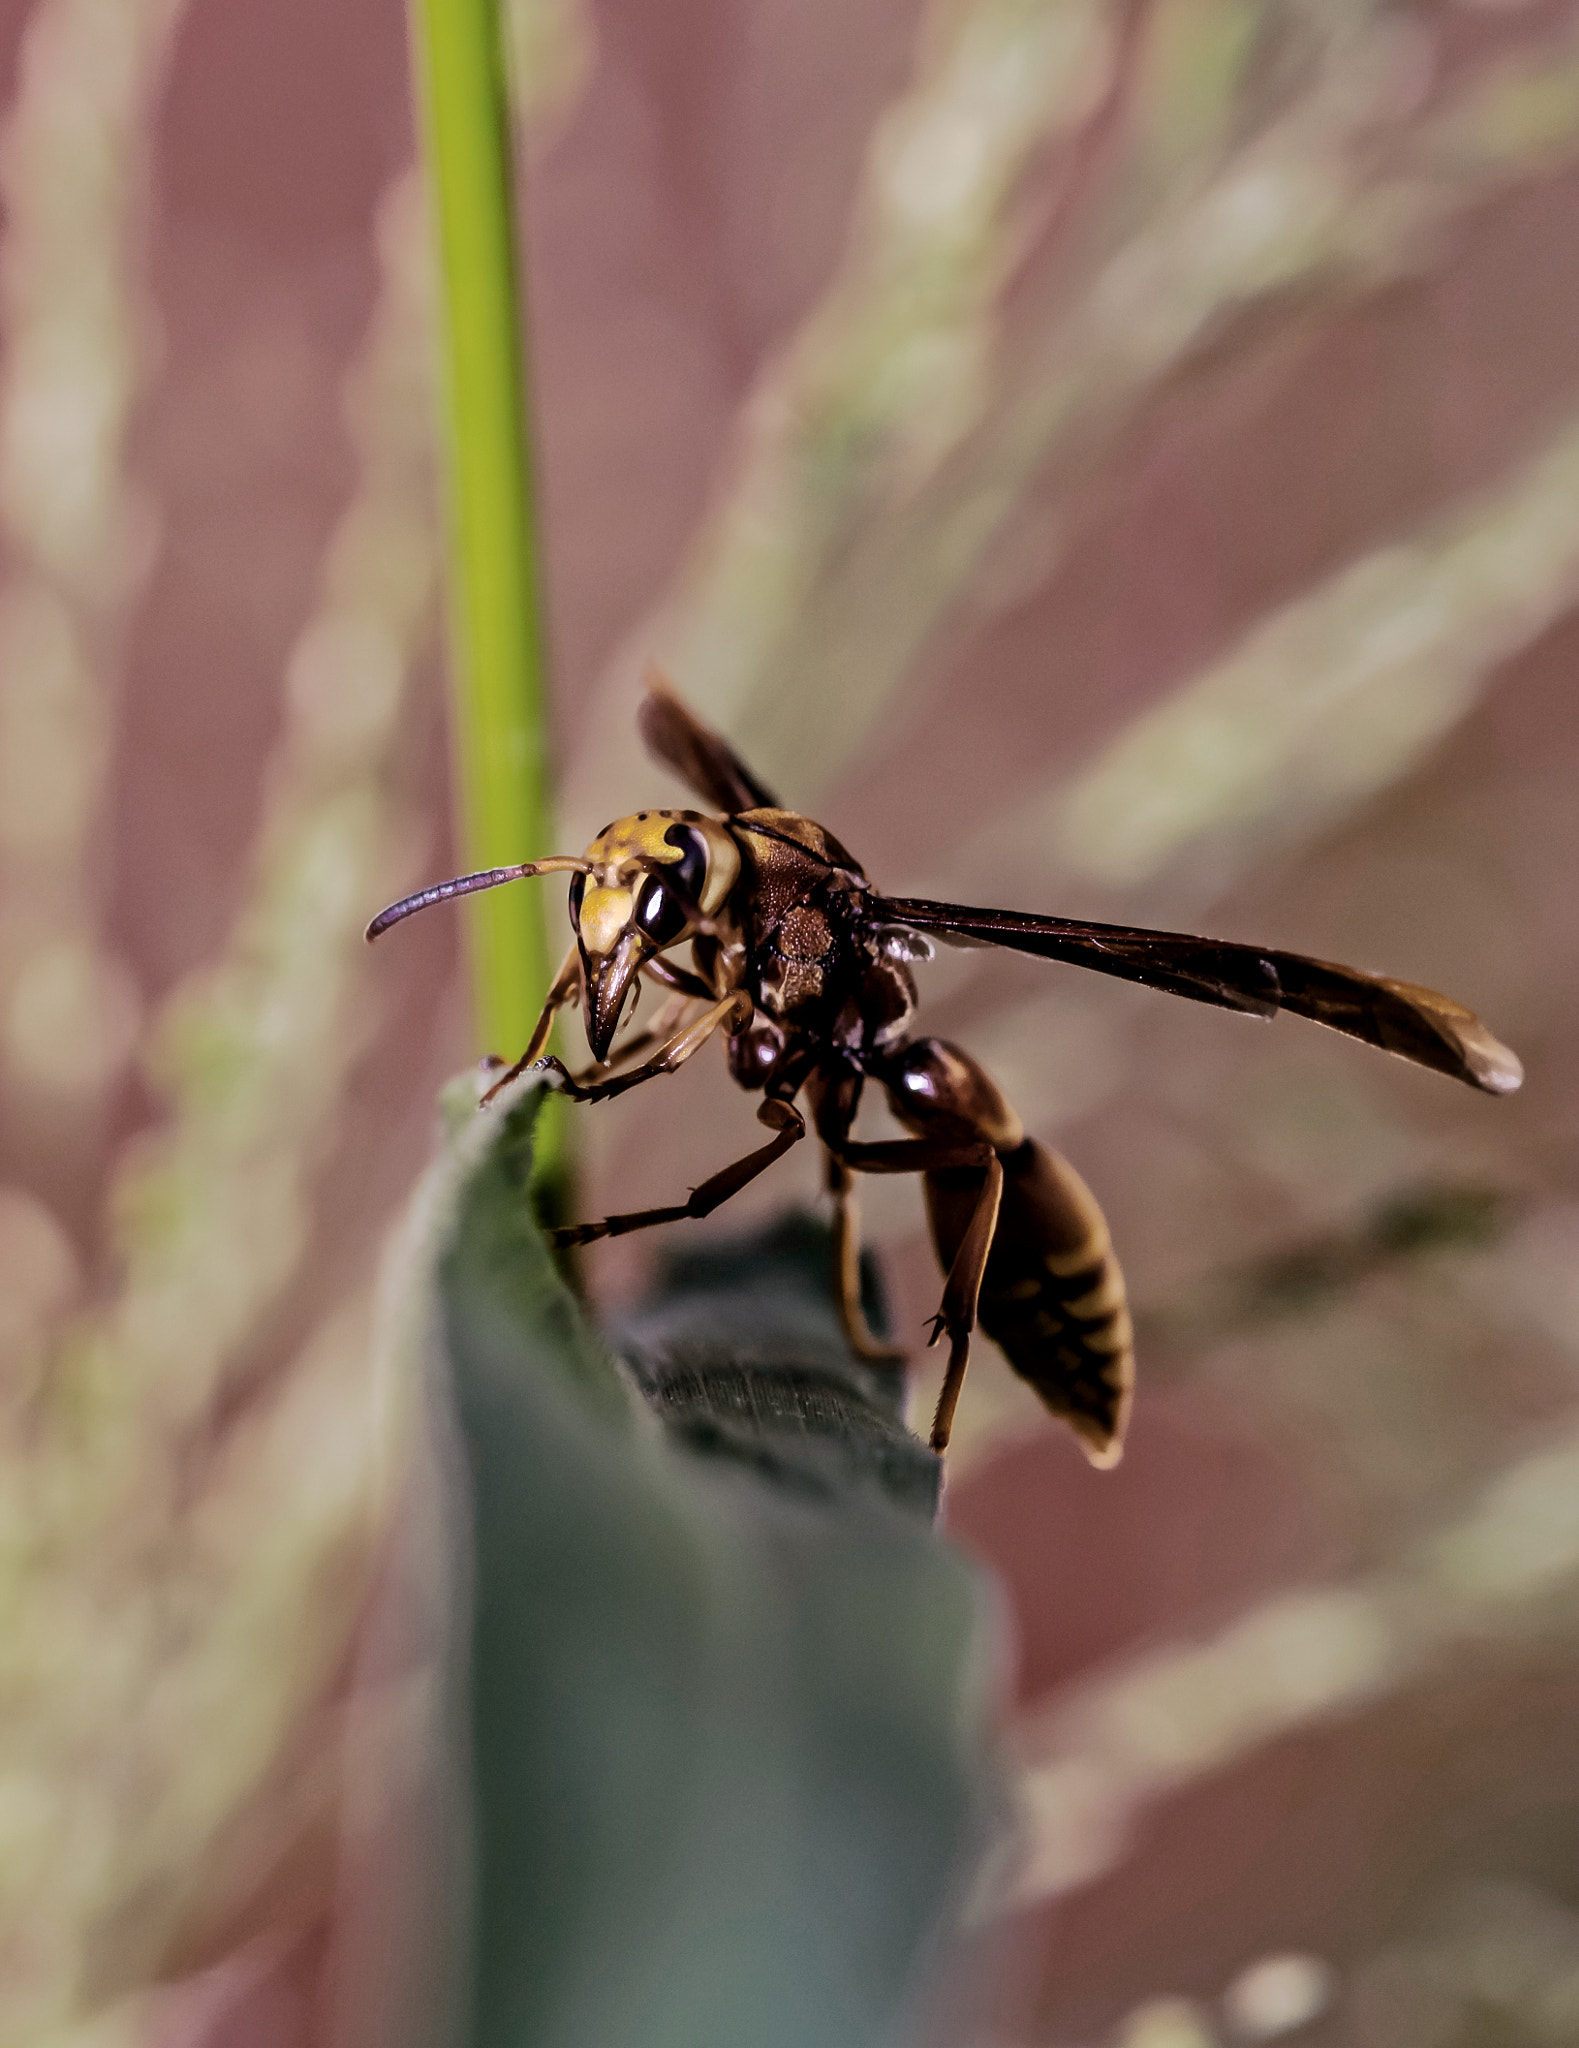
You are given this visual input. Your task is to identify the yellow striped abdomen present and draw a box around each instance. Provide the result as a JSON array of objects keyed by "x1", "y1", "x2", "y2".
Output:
[{"x1": 923, "y1": 1139, "x2": 1133, "y2": 1466}]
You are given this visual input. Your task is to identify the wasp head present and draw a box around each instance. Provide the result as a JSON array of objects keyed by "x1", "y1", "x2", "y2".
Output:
[{"x1": 570, "y1": 809, "x2": 738, "y2": 1063}]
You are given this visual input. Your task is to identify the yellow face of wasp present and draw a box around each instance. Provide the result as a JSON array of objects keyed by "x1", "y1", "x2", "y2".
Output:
[
  {"x1": 569, "y1": 809, "x2": 739, "y2": 1060},
  {"x1": 572, "y1": 809, "x2": 738, "y2": 954}
]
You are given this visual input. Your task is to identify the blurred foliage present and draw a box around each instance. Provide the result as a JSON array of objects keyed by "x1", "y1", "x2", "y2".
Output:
[
  {"x1": 564, "y1": 0, "x2": 1579, "y2": 843},
  {"x1": 0, "y1": 0, "x2": 186, "y2": 1145},
  {"x1": 1042, "y1": 403, "x2": 1579, "y2": 895},
  {"x1": 1147, "y1": 1176, "x2": 1517, "y2": 1347}
]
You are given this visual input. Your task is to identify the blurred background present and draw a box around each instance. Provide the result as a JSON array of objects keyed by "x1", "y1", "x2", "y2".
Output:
[{"x1": 3, "y1": 0, "x2": 1579, "y2": 2042}]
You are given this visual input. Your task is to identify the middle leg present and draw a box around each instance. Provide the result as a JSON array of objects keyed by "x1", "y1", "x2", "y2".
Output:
[
  {"x1": 825, "y1": 1154, "x2": 907, "y2": 1364},
  {"x1": 549, "y1": 1096, "x2": 805, "y2": 1250},
  {"x1": 805, "y1": 1066, "x2": 905, "y2": 1364}
]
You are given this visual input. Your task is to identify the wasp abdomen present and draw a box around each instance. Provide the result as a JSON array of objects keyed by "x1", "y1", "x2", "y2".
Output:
[
  {"x1": 873, "y1": 1036, "x2": 1133, "y2": 1464},
  {"x1": 923, "y1": 1139, "x2": 1133, "y2": 1467}
]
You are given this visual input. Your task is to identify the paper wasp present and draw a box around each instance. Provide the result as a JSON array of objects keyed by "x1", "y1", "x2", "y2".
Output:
[{"x1": 368, "y1": 675, "x2": 1522, "y2": 1462}]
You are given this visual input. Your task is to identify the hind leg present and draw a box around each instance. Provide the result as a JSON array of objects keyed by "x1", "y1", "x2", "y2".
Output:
[
  {"x1": 851, "y1": 1035, "x2": 1033, "y2": 1450},
  {"x1": 830, "y1": 1128, "x2": 1001, "y2": 1451},
  {"x1": 924, "y1": 1151, "x2": 1004, "y2": 1450},
  {"x1": 875, "y1": 1036, "x2": 1133, "y2": 1466}
]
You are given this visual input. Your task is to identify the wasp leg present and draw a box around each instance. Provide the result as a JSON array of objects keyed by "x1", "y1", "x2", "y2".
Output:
[
  {"x1": 825, "y1": 1155, "x2": 907, "y2": 1363},
  {"x1": 566, "y1": 984, "x2": 700, "y2": 1086},
  {"x1": 642, "y1": 953, "x2": 715, "y2": 1002},
  {"x1": 479, "y1": 943, "x2": 581, "y2": 1105},
  {"x1": 833, "y1": 1131, "x2": 1002, "y2": 1452},
  {"x1": 805, "y1": 1070, "x2": 903, "y2": 1362},
  {"x1": 534, "y1": 990, "x2": 752, "y2": 1107},
  {"x1": 569, "y1": 955, "x2": 715, "y2": 1079},
  {"x1": 549, "y1": 1096, "x2": 805, "y2": 1248},
  {"x1": 926, "y1": 1151, "x2": 1004, "y2": 1453}
]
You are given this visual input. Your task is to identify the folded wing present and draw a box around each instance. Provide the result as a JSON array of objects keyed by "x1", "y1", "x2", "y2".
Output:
[
  {"x1": 638, "y1": 666, "x2": 780, "y2": 815},
  {"x1": 882, "y1": 898, "x2": 1523, "y2": 1096}
]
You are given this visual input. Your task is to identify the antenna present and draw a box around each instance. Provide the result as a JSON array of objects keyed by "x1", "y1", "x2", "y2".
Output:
[{"x1": 365, "y1": 857, "x2": 591, "y2": 941}]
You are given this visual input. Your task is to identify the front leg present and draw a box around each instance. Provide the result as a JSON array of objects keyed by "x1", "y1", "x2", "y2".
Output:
[
  {"x1": 478, "y1": 943, "x2": 581, "y2": 1106},
  {"x1": 642, "y1": 952, "x2": 715, "y2": 1002},
  {"x1": 567, "y1": 983, "x2": 700, "y2": 1085},
  {"x1": 535, "y1": 990, "x2": 752, "y2": 1107}
]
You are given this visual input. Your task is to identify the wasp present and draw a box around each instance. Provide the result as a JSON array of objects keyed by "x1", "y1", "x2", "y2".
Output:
[{"x1": 368, "y1": 674, "x2": 1522, "y2": 1462}]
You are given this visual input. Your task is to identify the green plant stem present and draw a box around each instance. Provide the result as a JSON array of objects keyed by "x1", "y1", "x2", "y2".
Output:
[{"x1": 408, "y1": 0, "x2": 558, "y2": 1147}]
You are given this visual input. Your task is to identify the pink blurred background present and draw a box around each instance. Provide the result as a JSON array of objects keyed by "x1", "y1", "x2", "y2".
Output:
[{"x1": 4, "y1": 1, "x2": 1579, "y2": 2043}]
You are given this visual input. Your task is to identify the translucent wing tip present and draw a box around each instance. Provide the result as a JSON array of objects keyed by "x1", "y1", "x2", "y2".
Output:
[
  {"x1": 1464, "y1": 1030, "x2": 1524, "y2": 1096},
  {"x1": 1078, "y1": 1426, "x2": 1125, "y2": 1470},
  {"x1": 1382, "y1": 978, "x2": 1524, "y2": 1095}
]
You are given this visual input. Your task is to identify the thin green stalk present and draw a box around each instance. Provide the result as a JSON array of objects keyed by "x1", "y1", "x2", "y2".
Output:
[{"x1": 408, "y1": 0, "x2": 558, "y2": 1152}]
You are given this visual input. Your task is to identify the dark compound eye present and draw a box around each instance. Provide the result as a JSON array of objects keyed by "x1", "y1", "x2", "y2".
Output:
[
  {"x1": 636, "y1": 876, "x2": 687, "y2": 946},
  {"x1": 662, "y1": 823, "x2": 709, "y2": 909},
  {"x1": 567, "y1": 870, "x2": 586, "y2": 933}
]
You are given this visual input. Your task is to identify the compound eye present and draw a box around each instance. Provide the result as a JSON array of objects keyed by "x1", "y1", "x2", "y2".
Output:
[
  {"x1": 636, "y1": 875, "x2": 687, "y2": 946},
  {"x1": 662, "y1": 823, "x2": 709, "y2": 910},
  {"x1": 567, "y1": 870, "x2": 586, "y2": 934}
]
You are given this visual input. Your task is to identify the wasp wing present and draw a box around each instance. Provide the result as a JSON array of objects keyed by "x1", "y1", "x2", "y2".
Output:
[
  {"x1": 638, "y1": 667, "x2": 780, "y2": 814},
  {"x1": 883, "y1": 897, "x2": 1522, "y2": 1096}
]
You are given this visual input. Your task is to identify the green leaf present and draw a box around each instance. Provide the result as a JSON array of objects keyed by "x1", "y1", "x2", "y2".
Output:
[
  {"x1": 610, "y1": 1212, "x2": 941, "y2": 1521},
  {"x1": 414, "y1": 1078, "x2": 1002, "y2": 2048}
]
